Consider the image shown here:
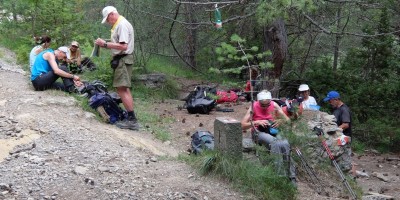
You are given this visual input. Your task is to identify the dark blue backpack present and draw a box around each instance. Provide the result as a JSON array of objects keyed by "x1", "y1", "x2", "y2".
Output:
[
  {"x1": 191, "y1": 131, "x2": 215, "y2": 154},
  {"x1": 89, "y1": 93, "x2": 127, "y2": 124}
]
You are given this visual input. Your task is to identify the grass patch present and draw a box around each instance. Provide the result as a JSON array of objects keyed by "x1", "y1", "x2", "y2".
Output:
[
  {"x1": 352, "y1": 140, "x2": 366, "y2": 154},
  {"x1": 142, "y1": 56, "x2": 197, "y2": 78},
  {"x1": 134, "y1": 100, "x2": 173, "y2": 142},
  {"x1": 180, "y1": 151, "x2": 298, "y2": 200}
]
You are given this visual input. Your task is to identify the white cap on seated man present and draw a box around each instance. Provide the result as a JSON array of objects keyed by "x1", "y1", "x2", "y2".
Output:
[{"x1": 257, "y1": 90, "x2": 272, "y2": 101}]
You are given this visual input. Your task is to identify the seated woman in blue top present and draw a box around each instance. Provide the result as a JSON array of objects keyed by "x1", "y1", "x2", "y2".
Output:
[{"x1": 31, "y1": 46, "x2": 81, "y2": 92}]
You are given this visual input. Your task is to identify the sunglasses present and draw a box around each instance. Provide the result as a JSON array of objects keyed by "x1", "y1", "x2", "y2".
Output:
[{"x1": 260, "y1": 101, "x2": 271, "y2": 108}]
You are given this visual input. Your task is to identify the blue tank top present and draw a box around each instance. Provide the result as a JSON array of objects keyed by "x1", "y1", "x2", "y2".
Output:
[{"x1": 31, "y1": 49, "x2": 54, "y2": 80}]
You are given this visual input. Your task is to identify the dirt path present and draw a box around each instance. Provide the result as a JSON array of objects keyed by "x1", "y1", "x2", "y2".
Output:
[{"x1": 0, "y1": 46, "x2": 398, "y2": 200}]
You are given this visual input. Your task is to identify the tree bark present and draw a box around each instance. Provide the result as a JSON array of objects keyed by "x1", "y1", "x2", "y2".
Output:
[
  {"x1": 333, "y1": 4, "x2": 342, "y2": 71},
  {"x1": 262, "y1": 19, "x2": 288, "y2": 97},
  {"x1": 184, "y1": 3, "x2": 197, "y2": 68}
]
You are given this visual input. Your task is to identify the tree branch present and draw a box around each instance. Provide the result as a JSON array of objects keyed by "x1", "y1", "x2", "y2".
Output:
[
  {"x1": 132, "y1": 5, "x2": 255, "y2": 30},
  {"x1": 303, "y1": 13, "x2": 400, "y2": 37},
  {"x1": 168, "y1": 3, "x2": 204, "y2": 74},
  {"x1": 171, "y1": 0, "x2": 241, "y2": 5}
]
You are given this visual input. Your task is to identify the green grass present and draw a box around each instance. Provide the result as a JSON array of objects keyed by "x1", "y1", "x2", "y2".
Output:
[
  {"x1": 143, "y1": 56, "x2": 197, "y2": 78},
  {"x1": 134, "y1": 100, "x2": 173, "y2": 141},
  {"x1": 352, "y1": 140, "x2": 366, "y2": 154},
  {"x1": 180, "y1": 151, "x2": 298, "y2": 200}
]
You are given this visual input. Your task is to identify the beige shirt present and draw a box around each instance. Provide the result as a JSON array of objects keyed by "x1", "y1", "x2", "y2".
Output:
[{"x1": 111, "y1": 17, "x2": 134, "y2": 56}]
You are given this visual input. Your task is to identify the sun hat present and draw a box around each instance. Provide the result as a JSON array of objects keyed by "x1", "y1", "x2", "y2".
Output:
[
  {"x1": 298, "y1": 84, "x2": 310, "y2": 91},
  {"x1": 323, "y1": 91, "x2": 340, "y2": 102},
  {"x1": 101, "y1": 6, "x2": 117, "y2": 24},
  {"x1": 71, "y1": 41, "x2": 79, "y2": 47},
  {"x1": 257, "y1": 90, "x2": 272, "y2": 101},
  {"x1": 57, "y1": 46, "x2": 70, "y2": 59}
]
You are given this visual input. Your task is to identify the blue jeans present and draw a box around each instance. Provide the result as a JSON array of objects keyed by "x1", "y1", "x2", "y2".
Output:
[{"x1": 31, "y1": 65, "x2": 74, "y2": 92}]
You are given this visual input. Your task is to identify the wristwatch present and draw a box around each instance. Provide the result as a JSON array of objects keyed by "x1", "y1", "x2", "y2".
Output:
[{"x1": 103, "y1": 42, "x2": 107, "y2": 48}]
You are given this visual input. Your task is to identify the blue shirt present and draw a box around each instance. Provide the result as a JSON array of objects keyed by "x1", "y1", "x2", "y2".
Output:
[{"x1": 31, "y1": 49, "x2": 54, "y2": 80}]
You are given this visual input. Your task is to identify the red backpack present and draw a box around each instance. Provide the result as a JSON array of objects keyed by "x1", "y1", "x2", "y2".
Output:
[{"x1": 216, "y1": 90, "x2": 238, "y2": 104}]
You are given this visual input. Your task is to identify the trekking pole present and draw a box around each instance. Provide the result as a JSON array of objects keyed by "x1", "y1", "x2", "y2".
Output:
[
  {"x1": 313, "y1": 127, "x2": 357, "y2": 199},
  {"x1": 293, "y1": 147, "x2": 323, "y2": 194}
]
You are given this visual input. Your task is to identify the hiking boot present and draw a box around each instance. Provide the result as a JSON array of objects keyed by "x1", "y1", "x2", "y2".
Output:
[{"x1": 115, "y1": 119, "x2": 139, "y2": 130}]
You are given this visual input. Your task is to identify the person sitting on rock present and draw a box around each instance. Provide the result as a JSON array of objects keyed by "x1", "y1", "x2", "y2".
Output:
[
  {"x1": 31, "y1": 46, "x2": 81, "y2": 92},
  {"x1": 241, "y1": 90, "x2": 297, "y2": 187}
]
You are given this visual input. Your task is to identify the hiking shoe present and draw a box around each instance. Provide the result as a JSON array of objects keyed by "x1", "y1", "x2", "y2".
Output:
[{"x1": 115, "y1": 119, "x2": 140, "y2": 130}]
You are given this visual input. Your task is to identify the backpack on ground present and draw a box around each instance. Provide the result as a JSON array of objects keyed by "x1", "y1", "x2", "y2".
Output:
[
  {"x1": 77, "y1": 80, "x2": 126, "y2": 124},
  {"x1": 78, "y1": 80, "x2": 108, "y2": 98},
  {"x1": 89, "y1": 93, "x2": 127, "y2": 124},
  {"x1": 216, "y1": 90, "x2": 238, "y2": 104},
  {"x1": 185, "y1": 86, "x2": 217, "y2": 114},
  {"x1": 191, "y1": 130, "x2": 215, "y2": 154}
]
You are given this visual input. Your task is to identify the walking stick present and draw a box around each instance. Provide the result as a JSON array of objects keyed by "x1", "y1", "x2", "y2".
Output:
[
  {"x1": 313, "y1": 127, "x2": 357, "y2": 199},
  {"x1": 293, "y1": 147, "x2": 323, "y2": 194}
]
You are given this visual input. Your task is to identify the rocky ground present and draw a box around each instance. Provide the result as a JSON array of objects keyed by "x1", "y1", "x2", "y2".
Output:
[{"x1": 0, "y1": 46, "x2": 399, "y2": 200}]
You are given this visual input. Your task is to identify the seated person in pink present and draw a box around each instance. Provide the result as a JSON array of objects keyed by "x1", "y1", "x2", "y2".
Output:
[{"x1": 241, "y1": 90, "x2": 296, "y2": 186}]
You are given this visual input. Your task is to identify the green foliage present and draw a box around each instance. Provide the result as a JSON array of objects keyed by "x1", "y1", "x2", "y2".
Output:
[
  {"x1": 256, "y1": 0, "x2": 315, "y2": 25},
  {"x1": 351, "y1": 140, "x2": 366, "y2": 154},
  {"x1": 182, "y1": 151, "x2": 297, "y2": 200},
  {"x1": 215, "y1": 34, "x2": 273, "y2": 77},
  {"x1": 303, "y1": 7, "x2": 400, "y2": 152}
]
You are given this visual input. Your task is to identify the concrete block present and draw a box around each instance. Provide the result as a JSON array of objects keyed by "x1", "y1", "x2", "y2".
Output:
[{"x1": 214, "y1": 117, "x2": 242, "y2": 158}]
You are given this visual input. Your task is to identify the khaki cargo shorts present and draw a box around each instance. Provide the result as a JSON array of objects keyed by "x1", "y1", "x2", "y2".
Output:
[{"x1": 113, "y1": 54, "x2": 134, "y2": 88}]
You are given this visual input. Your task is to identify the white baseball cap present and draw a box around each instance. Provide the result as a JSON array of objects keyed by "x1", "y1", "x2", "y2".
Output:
[
  {"x1": 298, "y1": 84, "x2": 310, "y2": 91},
  {"x1": 257, "y1": 91, "x2": 272, "y2": 101},
  {"x1": 57, "y1": 46, "x2": 70, "y2": 59},
  {"x1": 101, "y1": 6, "x2": 117, "y2": 24}
]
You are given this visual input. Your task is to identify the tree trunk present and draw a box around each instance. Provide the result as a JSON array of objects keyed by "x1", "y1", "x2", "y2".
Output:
[
  {"x1": 183, "y1": 3, "x2": 197, "y2": 68},
  {"x1": 333, "y1": 5, "x2": 342, "y2": 71},
  {"x1": 262, "y1": 19, "x2": 288, "y2": 97}
]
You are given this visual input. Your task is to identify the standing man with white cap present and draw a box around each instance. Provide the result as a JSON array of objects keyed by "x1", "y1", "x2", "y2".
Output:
[
  {"x1": 95, "y1": 6, "x2": 139, "y2": 130},
  {"x1": 298, "y1": 84, "x2": 317, "y2": 109}
]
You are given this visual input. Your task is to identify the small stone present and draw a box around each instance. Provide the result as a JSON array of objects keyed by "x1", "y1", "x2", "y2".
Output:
[
  {"x1": 149, "y1": 157, "x2": 157, "y2": 162},
  {"x1": 98, "y1": 167, "x2": 110, "y2": 173},
  {"x1": 73, "y1": 166, "x2": 88, "y2": 175}
]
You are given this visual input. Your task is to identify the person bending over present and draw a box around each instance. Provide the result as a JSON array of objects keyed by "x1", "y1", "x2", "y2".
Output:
[{"x1": 31, "y1": 46, "x2": 81, "y2": 92}]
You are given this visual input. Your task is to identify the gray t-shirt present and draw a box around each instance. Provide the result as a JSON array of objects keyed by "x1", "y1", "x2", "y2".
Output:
[
  {"x1": 111, "y1": 17, "x2": 134, "y2": 56},
  {"x1": 333, "y1": 104, "x2": 352, "y2": 137}
]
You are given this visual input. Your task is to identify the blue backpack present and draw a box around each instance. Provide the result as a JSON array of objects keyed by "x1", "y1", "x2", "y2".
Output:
[
  {"x1": 191, "y1": 131, "x2": 215, "y2": 154},
  {"x1": 89, "y1": 93, "x2": 127, "y2": 124}
]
